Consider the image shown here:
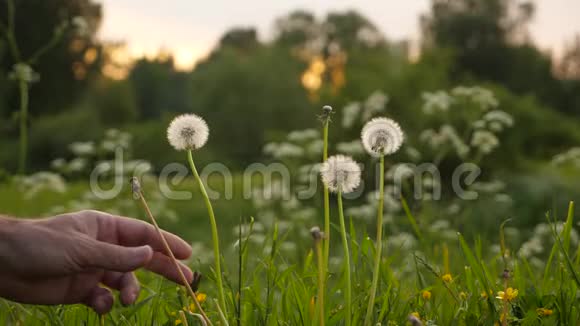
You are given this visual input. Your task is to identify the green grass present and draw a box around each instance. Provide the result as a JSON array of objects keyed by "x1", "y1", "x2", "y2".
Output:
[{"x1": 1, "y1": 178, "x2": 580, "y2": 325}]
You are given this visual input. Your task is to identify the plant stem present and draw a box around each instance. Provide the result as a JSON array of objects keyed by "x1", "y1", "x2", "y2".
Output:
[
  {"x1": 187, "y1": 150, "x2": 227, "y2": 317},
  {"x1": 135, "y1": 190, "x2": 212, "y2": 326},
  {"x1": 17, "y1": 79, "x2": 29, "y2": 175},
  {"x1": 314, "y1": 238, "x2": 325, "y2": 326},
  {"x1": 322, "y1": 119, "x2": 330, "y2": 272},
  {"x1": 364, "y1": 155, "x2": 385, "y2": 325},
  {"x1": 337, "y1": 190, "x2": 352, "y2": 326}
]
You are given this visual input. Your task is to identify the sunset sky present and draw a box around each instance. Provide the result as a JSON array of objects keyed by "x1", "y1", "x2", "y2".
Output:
[{"x1": 96, "y1": 0, "x2": 580, "y2": 70}]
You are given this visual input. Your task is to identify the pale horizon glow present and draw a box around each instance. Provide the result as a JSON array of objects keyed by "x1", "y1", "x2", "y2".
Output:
[{"x1": 97, "y1": 0, "x2": 580, "y2": 71}]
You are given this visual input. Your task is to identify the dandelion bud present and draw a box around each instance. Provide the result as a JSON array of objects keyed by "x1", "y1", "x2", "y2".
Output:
[
  {"x1": 320, "y1": 155, "x2": 361, "y2": 194},
  {"x1": 319, "y1": 105, "x2": 333, "y2": 122},
  {"x1": 130, "y1": 177, "x2": 141, "y2": 198},
  {"x1": 190, "y1": 271, "x2": 203, "y2": 292},
  {"x1": 361, "y1": 117, "x2": 404, "y2": 157},
  {"x1": 167, "y1": 114, "x2": 209, "y2": 151},
  {"x1": 310, "y1": 226, "x2": 325, "y2": 241}
]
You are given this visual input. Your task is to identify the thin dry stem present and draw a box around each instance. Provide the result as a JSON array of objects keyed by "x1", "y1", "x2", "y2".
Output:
[{"x1": 136, "y1": 191, "x2": 212, "y2": 326}]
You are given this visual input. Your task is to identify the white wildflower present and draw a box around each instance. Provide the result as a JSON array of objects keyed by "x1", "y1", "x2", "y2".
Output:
[
  {"x1": 470, "y1": 180, "x2": 505, "y2": 193},
  {"x1": 264, "y1": 142, "x2": 304, "y2": 159},
  {"x1": 483, "y1": 110, "x2": 514, "y2": 128},
  {"x1": 17, "y1": 172, "x2": 67, "y2": 198},
  {"x1": 452, "y1": 86, "x2": 498, "y2": 110},
  {"x1": 472, "y1": 119, "x2": 486, "y2": 129},
  {"x1": 362, "y1": 91, "x2": 389, "y2": 121},
  {"x1": 386, "y1": 163, "x2": 415, "y2": 181},
  {"x1": 336, "y1": 140, "x2": 365, "y2": 156},
  {"x1": 471, "y1": 130, "x2": 499, "y2": 154},
  {"x1": 345, "y1": 204, "x2": 375, "y2": 221},
  {"x1": 552, "y1": 147, "x2": 580, "y2": 167},
  {"x1": 69, "y1": 141, "x2": 95, "y2": 156},
  {"x1": 405, "y1": 147, "x2": 422, "y2": 161},
  {"x1": 386, "y1": 232, "x2": 416, "y2": 251},
  {"x1": 494, "y1": 193, "x2": 513, "y2": 204},
  {"x1": 287, "y1": 129, "x2": 319, "y2": 143},
  {"x1": 68, "y1": 157, "x2": 87, "y2": 172},
  {"x1": 51, "y1": 158, "x2": 67, "y2": 170},
  {"x1": 320, "y1": 155, "x2": 361, "y2": 194},
  {"x1": 306, "y1": 139, "x2": 324, "y2": 156},
  {"x1": 429, "y1": 220, "x2": 451, "y2": 233},
  {"x1": 422, "y1": 90, "x2": 453, "y2": 114},
  {"x1": 9, "y1": 63, "x2": 39, "y2": 83},
  {"x1": 361, "y1": 117, "x2": 404, "y2": 157},
  {"x1": 342, "y1": 102, "x2": 361, "y2": 128},
  {"x1": 167, "y1": 114, "x2": 209, "y2": 151}
]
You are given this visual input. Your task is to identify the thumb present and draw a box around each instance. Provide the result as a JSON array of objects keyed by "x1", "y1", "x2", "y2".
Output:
[{"x1": 85, "y1": 241, "x2": 153, "y2": 272}]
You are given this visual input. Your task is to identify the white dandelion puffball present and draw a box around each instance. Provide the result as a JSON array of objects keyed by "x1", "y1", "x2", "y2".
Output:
[
  {"x1": 361, "y1": 117, "x2": 404, "y2": 157},
  {"x1": 167, "y1": 114, "x2": 209, "y2": 151},
  {"x1": 320, "y1": 155, "x2": 361, "y2": 194}
]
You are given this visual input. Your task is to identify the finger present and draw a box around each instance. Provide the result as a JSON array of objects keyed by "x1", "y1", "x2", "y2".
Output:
[
  {"x1": 102, "y1": 271, "x2": 140, "y2": 306},
  {"x1": 146, "y1": 252, "x2": 193, "y2": 285},
  {"x1": 80, "y1": 240, "x2": 153, "y2": 272},
  {"x1": 84, "y1": 286, "x2": 114, "y2": 315},
  {"x1": 97, "y1": 213, "x2": 192, "y2": 260}
]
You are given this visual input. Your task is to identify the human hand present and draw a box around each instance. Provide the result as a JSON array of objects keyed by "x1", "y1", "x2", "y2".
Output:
[{"x1": 0, "y1": 210, "x2": 193, "y2": 314}]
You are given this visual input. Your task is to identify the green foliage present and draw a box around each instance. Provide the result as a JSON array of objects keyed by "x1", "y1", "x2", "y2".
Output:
[
  {"x1": 128, "y1": 57, "x2": 192, "y2": 119},
  {"x1": 27, "y1": 108, "x2": 101, "y2": 171},
  {"x1": 0, "y1": 0, "x2": 104, "y2": 116},
  {"x1": 190, "y1": 46, "x2": 313, "y2": 163},
  {"x1": 90, "y1": 79, "x2": 138, "y2": 126}
]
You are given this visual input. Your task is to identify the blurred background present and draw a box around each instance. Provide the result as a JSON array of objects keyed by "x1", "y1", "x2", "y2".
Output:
[{"x1": 1, "y1": 0, "x2": 580, "y2": 264}]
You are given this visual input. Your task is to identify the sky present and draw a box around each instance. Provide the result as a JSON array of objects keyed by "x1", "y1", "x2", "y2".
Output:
[{"x1": 97, "y1": 0, "x2": 580, "y2": 70}]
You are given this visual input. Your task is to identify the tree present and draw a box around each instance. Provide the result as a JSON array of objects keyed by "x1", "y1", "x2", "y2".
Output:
[
  {"x1": 557, "y1": 35, "x2": 580, "y2": 80},
  {"x1": 421, "y1": 0, "x2": 580, "y2": 115},
  {"x1": 128, "y1": 56, "x2": 192, "y2": 119},
  {"x1": 0, "y1": 0, "x2": 104, "y2": 117}
]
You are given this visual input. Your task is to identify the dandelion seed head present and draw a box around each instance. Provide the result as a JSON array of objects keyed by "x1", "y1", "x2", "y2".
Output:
[
  {"x1": 361, "y1": 117, "x2": 404, "y2": 157},
  {"x1": 320, "y1": 155, "x2": 361, "y2": 194},
  {"x1": 167, "y1": 114, "x2": 209, "y2": 151},
  {"x1": 310, "y1": 226, "x2": 325, "y2": 241}
]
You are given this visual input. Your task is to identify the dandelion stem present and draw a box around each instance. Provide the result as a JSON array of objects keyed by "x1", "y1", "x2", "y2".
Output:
[
  {"x1": 337, "y1": 190, "x2": 352, "y2": 326},
  {"x1": 314, "y1": 236, "x2": 325, "y2": 326},
  {"x1": 322, "y1": 119, "x2": 330, "y2": 273},
  {"x1": 364, "y1": 155, "x2": 385, "y2": 325},
  {"x1": 187, "y1": 150, "x2": 228, "y2": 317},
  {"x1": 17, "y1": 79, "x2": 29, "y2": 175},
  {"x1": 135, "y1": 189, "x2": 212, "y2": 326}
]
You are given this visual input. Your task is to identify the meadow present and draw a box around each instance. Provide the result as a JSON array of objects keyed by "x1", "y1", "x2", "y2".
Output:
[
  {"x1": 2, "y1": 1, "x2": 580, "y2": 325},
  {"x1": 2, "y1": 88, "x2": 580, "y2": 326}
]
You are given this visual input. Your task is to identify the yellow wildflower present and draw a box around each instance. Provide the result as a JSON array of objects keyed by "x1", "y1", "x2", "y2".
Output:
[
  {"x1": 421, "y1": 290, "x2": 432, "y2": 300},
  {"x1": 481, "y1": 289, "x2": 493, "y2": 299},
  {"x1": 184, "y1": 293, "x2": 207, "y2": 313},
  {"x1": 496, "y1": 287, "x2": 518, "y2": 302},
  {"x1": 441, "y1": 273, "x2": 453, "y2": 283},
  {"x1": 459, "y1": 291, "x2": 467, "y2": 300},
  {"x1": 411, "y1": 311, "x2": 421, "y2": 319},
  {"x1": 537, "y1": 308, "x2": 553, "y2": 316}
]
